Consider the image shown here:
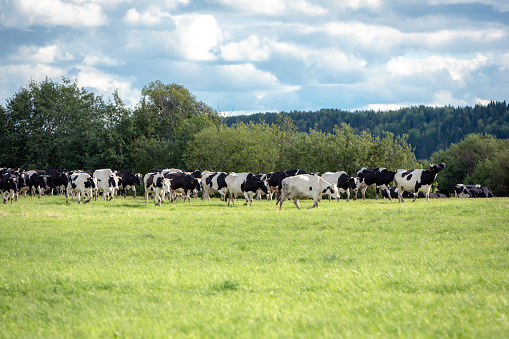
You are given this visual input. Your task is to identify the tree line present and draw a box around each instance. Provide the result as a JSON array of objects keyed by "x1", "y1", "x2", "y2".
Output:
[
  {"x1": 0, "y1": 77, "x2": 508, "y2": 196},
  {"x1": 224, "y1": 103, "x2": 509, "y2": 160}
]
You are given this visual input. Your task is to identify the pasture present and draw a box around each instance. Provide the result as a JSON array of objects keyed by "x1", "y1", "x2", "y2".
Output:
[{"x1": 1, "y1": 196, "x2": 508, "y2": 338}]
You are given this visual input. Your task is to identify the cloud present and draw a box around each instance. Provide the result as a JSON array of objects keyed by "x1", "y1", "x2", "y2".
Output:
[
  {"x1": 0, "y1": 0, "x2": 108, "y2": 29},
  {"x1": 386, "y1": 54, "x2": 488, "y2": 84},
  {"x1": 123, "y1": 8, "x2": 172, "y2": 27},
  {"x1": 215, "y1": 0, "x2": 327, "y2": 16},
  {"x1": 75, "y1": 66, "x2": 140, "y2": 106},
  {"x1": 173, "y1": 15, "x2": 223, "y2": 61},
  {"x1": 220, "y1": 36, "x2": 271, "y2": 62},
  {"x1": 13, "y1": 44, "x2": 74, "y2": 64},
  {"x1": 427, "y1": 0, "x2": 509, "y2": 12},
  {"x1": 82, "y1": 55, "x2": 123, "y2": 67}
]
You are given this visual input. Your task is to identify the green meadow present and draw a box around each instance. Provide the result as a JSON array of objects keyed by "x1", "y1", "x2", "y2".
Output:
[{"x1": 0, "y1": 196, "x2": 508, "y2": 338}]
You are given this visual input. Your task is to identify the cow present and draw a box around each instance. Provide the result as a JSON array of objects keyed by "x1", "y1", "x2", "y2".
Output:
[
  {"x1": 116, "y1": 170, "x2": 143, "y2": 198},
  {"x1": 454, "y1": 184, "x2": 493, "y2": 198},
  {"x1": 357, "y1": 168, "x2": 396, "y2": 200},
  {"x1": 25, "y1": 170, "x2": 48, "y2": 198},
  {"x1": 66, "y1": 173, "x2": 98, "y2": 204},
  {"x1": 321, "y1": 171, "x2": 360, "y2": 202},
  {"x1": 394, "y1": 163, "x2": 446, "y2": 202},
  {"x1": 225, "y1": 172, "x2": 269, "y2": 206},
  {"x1": 202, "y1": 172, "x2": 229, "y2": 201},
  {"x1": 0, "y1": 174, "x2": 18, "y2": 204},
  {"x1": 144, "y1": 172, "x2": 171, "y2": 206},
  {"x1": 417, "y1": 192, "x2": 448, "y2": 199},
  {"x1": 93, "y1": 169, "x2": 120, "y2": 201},
  {"x1": 278, "y1": 174, "x2": 335, "y2": 210},
  {"x1": 266, "y1": 169, "x2": 309, "y2": 200},
  {"x1": 164, "y1": 172, "x2": 201, "y2": 203},
  {"x1": 381, "y1": 187, "x2": 415, "y2": 200},
  {"x1": 255, "y1": 173, "x2": 272, "y2": 200}
]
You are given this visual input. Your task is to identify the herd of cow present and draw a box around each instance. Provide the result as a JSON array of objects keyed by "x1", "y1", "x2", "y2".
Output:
[{"x1": 0, "y1": 163, "x2": 495, "y2": 208}]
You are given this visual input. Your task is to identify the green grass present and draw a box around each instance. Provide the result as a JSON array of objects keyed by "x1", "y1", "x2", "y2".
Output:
[{"x1": 1, "y1": 196, "x2": 508, "y2": 338}]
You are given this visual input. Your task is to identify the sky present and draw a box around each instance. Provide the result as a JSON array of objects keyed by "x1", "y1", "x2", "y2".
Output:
[{"x1": 1, "y1": 0, "x2": 509, "y2": 115}]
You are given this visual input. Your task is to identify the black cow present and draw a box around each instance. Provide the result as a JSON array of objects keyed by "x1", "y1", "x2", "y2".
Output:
[
  {"x1": 241, "y1": 173, "x2": 269, "y2": 206},
  {"x1": 417, "y1": 192, "x2": 448, "y2": 199},
  {"x1": 165, "y1": 172, "x2": 201, "y2": 203},
  {"x1": 116, "y1": 170, "x2": 143, "y2": 198},
  {"x1": 336, "y1": 172, "x2": 360, "y2": 201},
  {"x1": 382, "y1": 187, "x2": 415, "y2": 200},
  {"x1": 26, "y1": 171, "x2": 48, "y2": 198},
  {"x1": 357, "y1": 168, "x2": 396, "y2": 200}
]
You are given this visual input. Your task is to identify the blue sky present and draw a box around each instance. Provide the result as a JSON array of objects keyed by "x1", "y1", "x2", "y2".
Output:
[{"x1": 1, "y1": 0, "x2": 508, "y2": 115}]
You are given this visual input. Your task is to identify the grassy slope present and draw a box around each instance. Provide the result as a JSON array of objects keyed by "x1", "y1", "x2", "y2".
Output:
[{"x1": 0, "y1": 196, "x2": 508, "y2": 338}]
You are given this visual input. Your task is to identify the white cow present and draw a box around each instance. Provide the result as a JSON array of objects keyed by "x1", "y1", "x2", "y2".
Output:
[
  {"x1": 279, "y1": 174, "x2": 335, "y2": 210},
  {"x1": 201, "y1": 172, "x2": 229, "y2": 201},
  {"x1": 144, "y1": 172, "x2": 171, "y2": 206},
  {"x1": 66, "y1": 173, "x2": 98, "y2": 204},
  {"x1": 93, "y1": 169, "x2": 120, "y2": 201},
  {"x1": 394, "y1": 163, "x2": 446, "y2": 202}
]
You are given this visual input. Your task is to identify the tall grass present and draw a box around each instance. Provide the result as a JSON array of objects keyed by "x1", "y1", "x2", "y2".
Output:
[{"x1": 1, "y1": 196, "x2": 508, "y2": 338}]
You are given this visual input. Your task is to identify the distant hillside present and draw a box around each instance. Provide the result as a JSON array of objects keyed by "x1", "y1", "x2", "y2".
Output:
[{"x1": 223, "y1": 102, "x2": 509, "y2": 160}]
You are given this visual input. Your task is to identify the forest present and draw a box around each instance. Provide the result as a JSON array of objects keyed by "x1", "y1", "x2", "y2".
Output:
[
  {"x1": 0, "y1": 77, "x2": 508, "y2": 196},
  {"x1": 224, "y1": 104, "x2": 509, "y2": 160}
]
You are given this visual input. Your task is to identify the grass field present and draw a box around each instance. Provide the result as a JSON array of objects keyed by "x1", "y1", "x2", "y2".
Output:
[{"x1": 0, "y1": 195, "x2": 508, "y2": 338}]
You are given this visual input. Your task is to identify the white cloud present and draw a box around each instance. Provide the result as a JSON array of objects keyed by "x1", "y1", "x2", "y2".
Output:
[
  {"x1": 0, "y1": 0, "x2": 108, "y2": 29},
  {"x1": 75, "y1": 66, "x2": 140, "y2": 106},
  {"x1": 215, "y1": 0, "x2": 286, "y2": 15},
  {"x1": 220, "y1": 36, "x2": 271, "y2": 62},
  {"x1": 14, "y1": 44, "x2": 74, "y2": 64},
  {"x1": 173, "y1": 15, "x2": 223, "y2": 61},
  {"x1": 123, "y1": 8, "x2": 172, "y2": 27},
  {"x1": 83, "y1": 55, "x2": 122, "y2": 66},
  {"x1": 427, "y1": 0, "x2": 509, "y2": 12},
  {"x1": 387, "y1": 54, "x2": 488, "y2": 84},
  {"x1": 215, "y1": 0, "x2": 327, "y2": 16}
]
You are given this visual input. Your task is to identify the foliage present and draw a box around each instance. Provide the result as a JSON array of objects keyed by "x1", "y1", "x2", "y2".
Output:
[
  {"x1": 0, "y1": 78, "x2": 220, "y2": 172},
  {"x1": 431, "y1": 133, "x2": 509, "y2": 195},
  {"x1": 185, "y1": 121, "x2": 416, "y2": 175},
  {"x1": 224, "y1": 102, "x2": 509, "y2": 160},
  {"x1": 1, "y1": 197, "x2": 508, "y2": 337}
]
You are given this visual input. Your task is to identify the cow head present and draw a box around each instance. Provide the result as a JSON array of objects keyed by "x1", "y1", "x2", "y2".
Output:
[
  {"x1": 85, "y1": 177, "x2": 98, "y2": 189},
  {"x1": 429, "y1": 163, "x2": 446, "y2": 173},
  {"x1": 135, "y1": 173, "x2": 142, "y2": 186}
]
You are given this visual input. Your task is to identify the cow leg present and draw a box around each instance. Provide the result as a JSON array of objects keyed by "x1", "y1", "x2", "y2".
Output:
[
  {"x1": 293, "y1": 199, "x2": 301, "y2": 210},
  {"x1": 346, "y1": 189, "x2": 350, "y2": 202},
  {"x1": 361, "y1": 186, "x2": 368, "y2": 200},
  {"x1": 383, "y1": 186, "x2": 392, "y2": 201},
  {"x1": 398, "y1": 186, "x2": 405, "y2": 203}
]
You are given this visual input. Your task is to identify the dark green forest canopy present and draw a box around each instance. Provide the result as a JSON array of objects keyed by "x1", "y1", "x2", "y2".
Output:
[{"x1": 223, "y1": 103, "x2": 509, "y2": 160}]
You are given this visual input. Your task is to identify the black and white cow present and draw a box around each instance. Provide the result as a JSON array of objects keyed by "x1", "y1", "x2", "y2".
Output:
[
  {"x1": 357, "y1": 168, "x2": 396, "y2": 200},
  {"x1": 225, "y1": 172, "x2": 269, "y2": 206},
  {"x1": 202, "y1": 172, "x2": 229, "y2": 201},
  {"x1": 394, "y1": 163, "x2": 446, "y2": 202},
  {"x1": 453, "y1": 184, "x2": 493, "y2": 198},
  {"x1": 93, "y1": 169, "x2": 120, "y2": 201},
  {"x1": 164, "y1": 172, "x2": 201, "y2": 203},
  {"x1": 66, "y1": 173, "x2": 99, "y2": 204},
  {"x1": 321, "y1": 171, "x2": 360, "y2": 201},
  {"x1": 25, "y1": 170, "x2": 48, "y2": 198},
  {"x1": 0, "y1": 174, "x2": 19, "y2": 204},
  {"x1": 144, "y1": 172, "x2": 171, "y2": 206},
  {"x1": 279, "y1": 174, "x2": 335, "y2": 210},
  {"x1": 116, "y1": 170, "x2": 143, "y2": 198}
]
